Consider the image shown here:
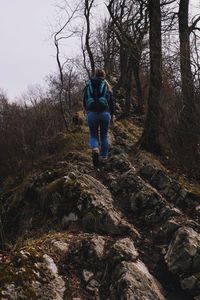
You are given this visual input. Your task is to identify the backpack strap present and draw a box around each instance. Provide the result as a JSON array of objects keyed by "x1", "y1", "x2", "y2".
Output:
[
  {"x1": 85, "y1": 78, "x2": 109, "y2": 111},
  {"x1": 100, "y1": 81, "x2": 108, "y2": 97}
]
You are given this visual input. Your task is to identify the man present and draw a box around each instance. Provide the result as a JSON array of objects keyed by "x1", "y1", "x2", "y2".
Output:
[{"x1": 83, "y1": 69, "x2": 115, "y2": 167}]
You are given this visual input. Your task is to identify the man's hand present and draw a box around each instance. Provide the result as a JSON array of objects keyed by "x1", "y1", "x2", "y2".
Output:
[{"x1": 111, "y1": 114, "x2": 116, "y2": 125}]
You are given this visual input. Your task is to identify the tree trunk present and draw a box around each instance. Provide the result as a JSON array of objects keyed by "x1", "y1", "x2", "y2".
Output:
[
  {"x1": 179, "y1": 0, "x2": 194, "y2": 107},
  {"x1": 119, "y1": 45, "x2": 129, "y2": 89},
  {"x1": 125, "y1": 54, "x2": 134, "y2": 116},
  {"x1": 140, "y1": 0, "x2": 162, "y2": 154},
  {"x1": 132, "y1": 53, "x2": 144, "y2": 113},
  {"x1": 84, "y1": 0, "x2": 95, "y2": 76},
  {"x1": 178, "y1": 0, "x2": 199, "y2": 159}
]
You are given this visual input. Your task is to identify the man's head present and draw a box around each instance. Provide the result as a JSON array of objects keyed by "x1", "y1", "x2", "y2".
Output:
[{"x1": 95, "y1": 69, "x2": 106, "y2": 79}]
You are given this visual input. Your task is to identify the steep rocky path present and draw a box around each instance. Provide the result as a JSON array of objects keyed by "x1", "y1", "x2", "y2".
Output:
[{"x1": 0, "y1": 117, "x2": 200, "y2": 300}]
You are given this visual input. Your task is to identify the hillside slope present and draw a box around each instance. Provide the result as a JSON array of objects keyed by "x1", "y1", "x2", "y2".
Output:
[{"x1": 1, "y1": 115, "x2": 200, "y2": 300}]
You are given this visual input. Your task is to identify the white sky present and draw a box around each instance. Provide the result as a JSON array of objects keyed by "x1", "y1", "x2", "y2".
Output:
[
  {"x1": 0, "y1": 0, "x2": 71, "y2": 100},
  {"x1": 0, "y1": 1, "x2": 199, "y2": 101}
]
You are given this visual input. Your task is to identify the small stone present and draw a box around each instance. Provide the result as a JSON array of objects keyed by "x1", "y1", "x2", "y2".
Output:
[
  {"x1": 69, "y1": 172, "x2": 77, "y2": 180},
  {"x1": 43, "y1": 254, "x2": 58, "y2": 275},
  {"x1": 77, "y1": 204, "x2": 82, "y2": 211},
  {"x1": 62, "y1": 213, "x2": 78, "y2": 227},
  {"x1": 181, "y1": 276, "x2": 197, "y2": 290},
  {"x1": 51, "y1": 240, "x2": 69, "y2": 256},
  {"x1": 86, "y1": 279, "x2": 100, "y2": 292},
  {"x1": 82, "y1": 270, "x2": 94, "y2": 282},
  {"x1": 179, "y1": 188, "x2": 188, "y2": 199},
  {"x1": 109, "y1": 238, "x2": 138, "y2": 263},
  {"x1": 162, "y1": 219, "x2": 180, "y2": 237}
]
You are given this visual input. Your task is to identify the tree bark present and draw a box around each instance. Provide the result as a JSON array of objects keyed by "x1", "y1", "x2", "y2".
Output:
[
  {"x1": 178, "y1": 0, "x2": 199, "y2": 157},
  {"x1": 84, "y1": 0, "x2": 95, "y2": 76},
  {"x1": 179, "y1": 0, "x2": 194, "y2": 105},
  {"x1": 140, "y1": 0, "x2": 162, "y2": 154}
]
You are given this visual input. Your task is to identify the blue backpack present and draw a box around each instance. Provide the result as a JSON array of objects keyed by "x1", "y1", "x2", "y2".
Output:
[{"x1": 85, "y1": 78, "x2": 109, "y2": 112}]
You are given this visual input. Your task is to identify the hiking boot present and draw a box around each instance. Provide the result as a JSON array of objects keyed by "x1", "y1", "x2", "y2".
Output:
[{"x1": 92, "y1": 148, "x2": 99, "y2": 167}]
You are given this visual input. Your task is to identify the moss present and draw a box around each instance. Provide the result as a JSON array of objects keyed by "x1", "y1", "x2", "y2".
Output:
[
  {"x1": 178, "y1": 177, "x2": 200, "y2": 197},
  {"x1": 82, "y1": 211, "x2": 97, "y2": 231},
  {"x1": 117, "y1": 120, "x2": 142, "y2": 140},
  {"x1": 39, "y1": 178, "x2": 65, "y2": 206},
  {"x1": 0, "y1": 245, "x2": 54, "y2": 299},
  {"x1": 0, "y1": 231, "x2": 81, "y2": 296}
]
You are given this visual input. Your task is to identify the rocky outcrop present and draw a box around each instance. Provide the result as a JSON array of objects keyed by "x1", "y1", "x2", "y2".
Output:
[
  {"x1": 0, "y1": 250, "x2": 65, "y2": 300},
  {"x1": 1, "y1": 119, "x2": 200, "y2": 299},
  {"x1": 165, "y1": 226, "x2": 200, "y2": 275},
  {"x1": 139, "y1": 164, "x2": 200, "y2": 212},
  {"x1": 1, "y1": 171, "x2": 138, "y2": 242},
  {"x1": 110, "y1": 261, "x2": 166, "y2": 300},
  {"x1": 109, "y1": 238, "x2": 139, "y2": 264},
  {"x1": 165, "y1": 226, "x2": 200, "y2": 292}
]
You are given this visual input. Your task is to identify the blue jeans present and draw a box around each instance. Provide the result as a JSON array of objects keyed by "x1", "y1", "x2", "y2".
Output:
[{"x1": 87, "y1": 111, "x2": 111, "y2": 158}]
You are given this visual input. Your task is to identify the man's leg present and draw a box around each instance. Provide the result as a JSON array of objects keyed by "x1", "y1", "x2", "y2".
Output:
[
  {"x1": 99, "y1": 112, "x2": 111, "y2": 160},
  {"x1": 87, "y1": 112, "x2": 100, "y2": 167}
]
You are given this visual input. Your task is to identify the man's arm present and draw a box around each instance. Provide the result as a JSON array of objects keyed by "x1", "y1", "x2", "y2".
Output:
[
  {"x1": 108, "y1": 91, "x2": 116, "y2": 123},
  {"x1": 83, "y1": 87, "x2": 87, "y2": 115}
]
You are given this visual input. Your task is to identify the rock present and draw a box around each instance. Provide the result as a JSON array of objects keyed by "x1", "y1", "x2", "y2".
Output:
[
  {"x1": 149, "y1": 170, "x2": 172, "y2": 193},
  {"x1": 109, "y1": 154, "x2": 132, "y2": 173},
  {"x1": 115, "y1": 170, "x2": 182, "y2": 225},
  {"x1": 41, "y1": 254, "x2": 66, "y2": 299},
  {"x1": 77, "y1": 236, "x2": 106, "y2": 263},
  {"x1": 63, "y1": 173, "x2": 138, "y2": 236},
  {"x1": 181, "y1": 275, "x2": 197, "y2": 290},
  {"x1": 110, "y1": 261, "x2": 166, "y2": 300},
  {"x1": 139, "y1": 164, "x2": 156, "y2": 179},
  {"x1": 165, "y1": 226, "x2": 200, "y2": 275},
  {"x1": 44, "y1": 254, "x2": 59, "y2": 274},
  {"x1": 1, "y1": 284, "x2": 18, "y2": 300},
  {"x1": 0, "y1": 251, "x2": 65, "y2": 300},
  {"x1": 62, "y1": 212, "x2": 78, "y2": 227},
  {"x1": 86, "y1": 279, "x2": 100, "y2": 292},
  {"x1": 112, "y1": 169, "x2": 138, "y2": 196},
  {"x1": 82, "y1": 270, "x2": 94, "y2": 282},
  {"x1": 159, "y1": 219, "x2": 181, "y2": 240},
  {"x1": 65, "y1": 234, "x2": 106, "y2": 273},
  {"x1": 2, "y1": 167, "x2": 139, "y2": 241},
  {"x1": 139, "y1": 165, "x2": 200, "y2": 210},
  {"x1": 51, "y1": 240, "x2": 69, "y2": 256},
  {"x1": 89, "y1": 236, "x2": 105, "y2": 260},
  {"x1": 86, "y1": 279, "x2": 100, "y2": 300},
  {"x1": 109, "y1": 238, "x2": 138, "y2": 264}
]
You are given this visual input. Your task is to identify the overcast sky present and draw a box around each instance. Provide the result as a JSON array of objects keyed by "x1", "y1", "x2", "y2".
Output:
[
  {"x1": 0, "y1": 0, "x2": 65, "y2": 100},
  {"x1": 0, "y1": 1, "x2": 199, "y2": 101}
]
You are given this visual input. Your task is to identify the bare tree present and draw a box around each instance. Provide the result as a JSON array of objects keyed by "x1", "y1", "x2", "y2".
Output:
[
  {"x1": 53, "y1": 2, "x2": 80, "y2": 129},
  {"x1": 107, "y1": 0, "x2": 148, "y2": 114},
  {"x1": 84, "y1": 0, "x2": 96, "y2": 76},
  {"x1": 140, "y1": 0, "x2": 162, "y2": 153},
  {"x1": 177, "y1": 0, "x2": 200, "y2": 165}
]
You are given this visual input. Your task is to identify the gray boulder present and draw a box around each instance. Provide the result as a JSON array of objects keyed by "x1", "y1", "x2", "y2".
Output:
[
  {"x1": 0, "y1": 251, "x2": 65, "y2": 300},
  {"x1": 165, "y1": 226, "x2": 200, "y2": 274},
  {"x1": 110, "y1": 261, "x2": 166, "y2": 300},
  {"x1": 109, "y1": 238, "x2": 139, "y2": 264},
  {"x1": 114, "y1": 170, "x2": 182, "y2": 225}
]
